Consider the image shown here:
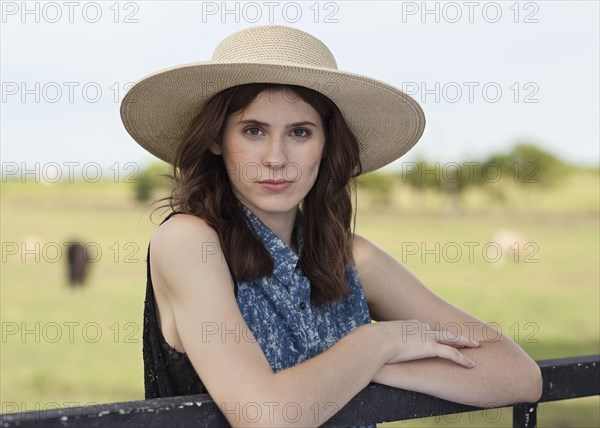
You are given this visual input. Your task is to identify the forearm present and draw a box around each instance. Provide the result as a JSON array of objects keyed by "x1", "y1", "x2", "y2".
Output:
[
  {"x1": 227, "y1": 323, "x2": 390, "y2": 427},
  {"x1": 372, "y1": 337, "x2": 542, "y2": 407}
]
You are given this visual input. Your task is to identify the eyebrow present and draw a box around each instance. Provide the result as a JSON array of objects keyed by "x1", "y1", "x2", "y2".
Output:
[{"x1": 237, "y1": 119, "x2": 318, "y2": 128}]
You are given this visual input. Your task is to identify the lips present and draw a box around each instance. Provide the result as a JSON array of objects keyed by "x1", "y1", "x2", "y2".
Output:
[{"x1": 258, "y1": 180, "x2": 293, "y2": 191}]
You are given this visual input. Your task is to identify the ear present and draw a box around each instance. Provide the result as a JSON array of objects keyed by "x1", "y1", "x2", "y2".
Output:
[{"x1": 209, "y1": 141, "x2": 222, "y2": 155}]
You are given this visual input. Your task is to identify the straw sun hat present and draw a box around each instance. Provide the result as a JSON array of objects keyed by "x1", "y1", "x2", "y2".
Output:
[{"x1": 120, "y1": 25, "x2": 425, "y2": 174}]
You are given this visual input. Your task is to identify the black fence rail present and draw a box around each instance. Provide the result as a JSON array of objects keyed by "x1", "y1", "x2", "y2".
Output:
[{"x1": 2, "y1": 355, "x2": 598, "y2": 427}]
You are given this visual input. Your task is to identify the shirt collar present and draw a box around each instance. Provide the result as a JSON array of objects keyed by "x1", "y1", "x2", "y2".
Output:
[{"x1": 238, "y1": 202, "x2": 303, "y2": 286}]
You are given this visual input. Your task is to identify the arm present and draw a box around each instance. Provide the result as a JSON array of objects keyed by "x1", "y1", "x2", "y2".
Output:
[
  {"x1": 152, "y1": 215, "x2": 473, "y2": 427},
  {"x1": 353, "y1": 234, "x2": 543, "y2": 407}
]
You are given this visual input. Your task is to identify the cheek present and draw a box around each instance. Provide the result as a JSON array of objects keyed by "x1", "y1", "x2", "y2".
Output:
[
  {"x1": 306, "y1": 145, "x2": 325, "y2": 170},
  {"x1": 298, "y1": 150, "x2": 324, "y2": 184},
  {"x1": 222, "y1": 144, "x2": 253, "y2": 167},
  {"x1": 222, "y1": 145, "x2": 265, "y2": 185}
]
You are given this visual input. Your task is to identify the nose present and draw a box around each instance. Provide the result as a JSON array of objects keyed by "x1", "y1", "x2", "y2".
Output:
[{"x1": 262, "y1": 134, "x2": 289, "y2": 169}]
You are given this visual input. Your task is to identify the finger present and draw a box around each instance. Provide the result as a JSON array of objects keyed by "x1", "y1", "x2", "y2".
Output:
[
  {"x1": 434, "y1": 331, "x2": 480, "y2": 348},
  {"x1": 437, "y1": 346, "x2": 477, "y2": 368}
]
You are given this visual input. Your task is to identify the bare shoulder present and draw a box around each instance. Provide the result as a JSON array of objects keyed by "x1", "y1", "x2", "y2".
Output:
[
  {"x1": 152, "y1": 213, "x2": 220, "y2": 248},
  {"x1": 150, "y1": 213, "x2": 232, "y2": 297},
  {"x1": 152, "y1": 213, "x2": 221, "y2": 262},
  {"x1": 351, "y1": 232, "x2": 434, "y2": 321},
  {"x1": 351, "y1": 233, "x2": 388, "y2": 306},
  {"x1": 351, "y1": 233, "x2": 386, "y2": 273},
  {"x1": 351, "y1": 232, "x2": 485, "y2": 328}
]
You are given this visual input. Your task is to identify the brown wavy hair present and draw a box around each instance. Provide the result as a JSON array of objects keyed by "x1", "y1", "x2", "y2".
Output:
[{"x1": 166, "y1": 83, "x2": 361, "y2": 306}]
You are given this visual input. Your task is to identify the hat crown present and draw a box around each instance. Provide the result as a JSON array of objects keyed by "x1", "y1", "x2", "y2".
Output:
[{"x1": 212, "y1": 25, "x2": 338, "y2": 69}]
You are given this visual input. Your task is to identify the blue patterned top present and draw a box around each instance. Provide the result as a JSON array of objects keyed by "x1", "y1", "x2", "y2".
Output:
[
  {"x1": 143, "y1": 204, "x2": 375, "y2": 427},
  {"x1": 236, "y1": 203, "x2": 373, "y2": 371}
]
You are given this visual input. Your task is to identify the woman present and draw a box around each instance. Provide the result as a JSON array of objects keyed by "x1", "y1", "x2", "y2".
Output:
[{"x1": 121, "y1": 25, "x2": 542, "y2": 427}]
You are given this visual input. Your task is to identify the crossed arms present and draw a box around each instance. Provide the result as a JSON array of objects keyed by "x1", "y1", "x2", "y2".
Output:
[{"x1": 150, "y1": 214, "x2": 542, "y2": 427}]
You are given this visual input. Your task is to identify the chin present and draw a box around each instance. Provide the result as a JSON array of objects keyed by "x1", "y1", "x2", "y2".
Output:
[
  {"x1": 245, "y1": 194, "x2": 303, "y2": 215},
  {"x1": 256, "y1": 199, "x2": 300, "y2": 214}
]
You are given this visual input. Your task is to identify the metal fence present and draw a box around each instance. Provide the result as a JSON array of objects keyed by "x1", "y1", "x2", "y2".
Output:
[{"x1": 2, "y1": 354, "x2": 598, "y2": 427}]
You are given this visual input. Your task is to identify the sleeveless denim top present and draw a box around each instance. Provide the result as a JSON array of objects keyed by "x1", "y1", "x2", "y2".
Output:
[{"x1": 143, "y1": 204, "x2": 373, "y2": 423}]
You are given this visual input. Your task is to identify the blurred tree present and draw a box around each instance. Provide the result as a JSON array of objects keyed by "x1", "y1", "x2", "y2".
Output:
[
  {"x1": 400, "y1": 158, "x2": 430, "y2": 190},
  {"x1": 480, "y1": 142, "x2": 569, "y2": 206},
  {"x1": 398, "y1": 143, "x2": 569, "y2": 211},
  {"x1": 399, "y1": 158, "x2": 473, "y2": 214},
  {"x1": 134, "y1": 162, "x2": 172, "y2": 202},
  {"x1": 484, "y1": 142, "x2": 567, "y2": 187},
  {"x1": 356, "y1": 172, "x2": 395, "y2": 206}
]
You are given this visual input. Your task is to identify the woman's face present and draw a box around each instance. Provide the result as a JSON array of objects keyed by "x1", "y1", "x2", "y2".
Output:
[{"x1": 211, "y1": 88, "x2": 326, "y2": 222}]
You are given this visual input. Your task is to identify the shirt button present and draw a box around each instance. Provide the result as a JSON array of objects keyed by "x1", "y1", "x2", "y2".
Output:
[{"x1": 299, "y1": 301, "x2": 307, "y2": 310}]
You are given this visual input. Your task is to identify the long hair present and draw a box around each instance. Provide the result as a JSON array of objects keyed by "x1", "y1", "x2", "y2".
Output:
[{"x1": 167, "y1": 83, "x2": 362, "y2": 306}]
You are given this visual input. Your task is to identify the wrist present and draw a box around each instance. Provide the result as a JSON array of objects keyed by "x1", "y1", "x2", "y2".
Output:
[
  {"x1": 372, "y1": 362, "x2": 413, "y2": 389},
  {"x1": 354, "y1": 322, "x2": 396, "y2": 363}
]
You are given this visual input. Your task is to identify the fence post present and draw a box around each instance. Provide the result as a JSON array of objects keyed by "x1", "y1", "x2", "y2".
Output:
[{"x1": 513, "y1": 403, "x2": 537, "y2": 428}]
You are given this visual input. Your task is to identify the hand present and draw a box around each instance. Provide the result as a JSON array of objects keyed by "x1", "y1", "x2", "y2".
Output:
[{"x1": 371, "y1": 320, "x2": 480, "y2": 368}]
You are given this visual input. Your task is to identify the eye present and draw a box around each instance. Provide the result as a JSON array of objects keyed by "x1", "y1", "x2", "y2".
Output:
[
  {"x1": 292, "y1": 128, "x2": 311, "y2": 138},
  {"x1": 244, "y1": 127, "x2": 264, "y2": 136}
]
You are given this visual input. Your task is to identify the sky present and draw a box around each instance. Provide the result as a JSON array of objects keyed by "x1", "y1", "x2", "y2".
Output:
[{"x1": 1, "y1": 0, "x2": 599, "y2": 179}]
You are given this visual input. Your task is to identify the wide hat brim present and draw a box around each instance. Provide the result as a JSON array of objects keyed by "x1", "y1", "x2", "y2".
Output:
[{"x1": 120, "y1": 32, "x2": 425, "y2": 174}]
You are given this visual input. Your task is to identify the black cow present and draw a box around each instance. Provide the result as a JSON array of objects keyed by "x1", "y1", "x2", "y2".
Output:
[{"x1": 66, "y1": 242, "x2": 90, "y2": 287}]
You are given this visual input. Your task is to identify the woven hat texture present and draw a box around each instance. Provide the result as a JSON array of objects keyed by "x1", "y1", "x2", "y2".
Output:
[{"x1": 120, "y1": 25, "x2": 426, "y2": 173}]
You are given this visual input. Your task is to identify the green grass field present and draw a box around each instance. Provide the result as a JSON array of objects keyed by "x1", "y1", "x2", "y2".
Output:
[{"x1": 1, "y1": 169, "x2": 598, "y2": 426}]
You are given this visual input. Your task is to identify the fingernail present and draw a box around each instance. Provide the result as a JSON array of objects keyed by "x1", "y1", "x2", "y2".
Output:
[{"x1": 471, "y1": 340, "x2": 480, "y2": 346}]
